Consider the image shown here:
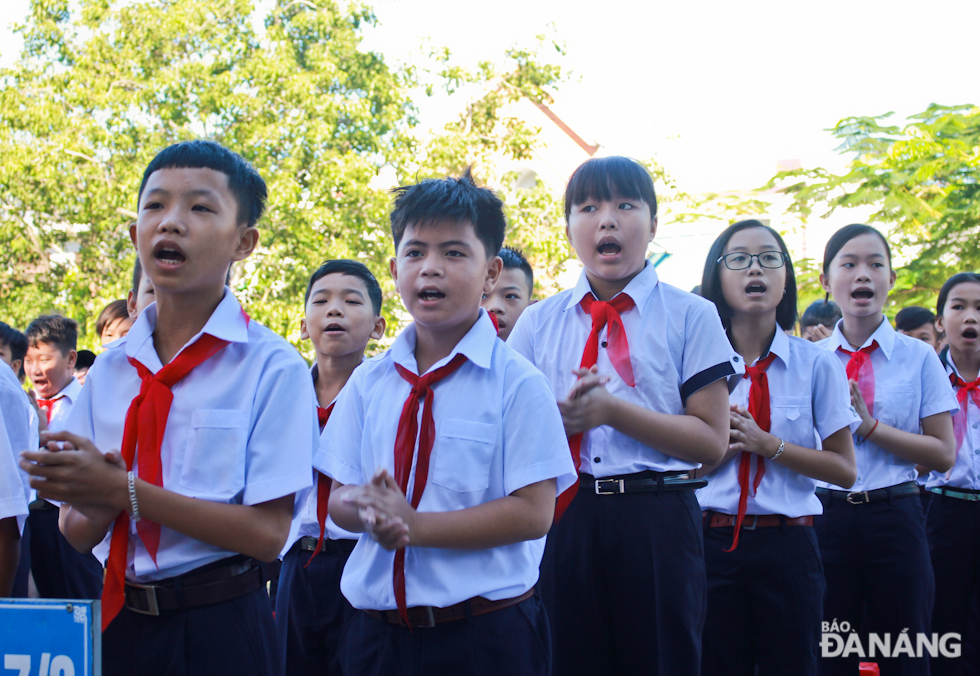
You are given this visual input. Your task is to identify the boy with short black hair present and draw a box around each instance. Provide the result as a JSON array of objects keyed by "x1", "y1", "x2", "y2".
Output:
[
  {"x1": 0, "y1": 321, "x2": 28, "y2": 383},
  {"x1": 896, "y1": 305, "x2": 940, "y2": 351},
  {"x1": 481, "y1": 245, "x2": 533, "y2": 340},
  {"x1": 318, "y1": 173, "x2": 576, "y2": 676},
  {"x1": 800, "y1": 299, "x2": 843, "y2": 342},
  {"x1": 21, "y1": 139, "x2": 316, "y2": 676},
  {"x1": 95, "y1": 300, "x2": 133, "y2": 346},
  {"x1": 25, "y1": 315, "x2": 80, "y2": 431},
  {"x1": 276, "y1": 259, "x2": 386, "y2": 676}
]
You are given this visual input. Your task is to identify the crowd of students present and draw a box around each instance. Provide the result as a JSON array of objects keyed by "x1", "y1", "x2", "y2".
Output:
[{"x1": 0, "y1": 142, "x2": 977, "y2": 676}]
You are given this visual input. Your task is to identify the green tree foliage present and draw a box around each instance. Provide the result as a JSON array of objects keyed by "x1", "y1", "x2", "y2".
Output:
[
  {"x1": 772, "y1": 104, "x2": 980, "y2": 311},
  {"x1": 0, "y1": 0, "x2": 570, "y2": 355}
]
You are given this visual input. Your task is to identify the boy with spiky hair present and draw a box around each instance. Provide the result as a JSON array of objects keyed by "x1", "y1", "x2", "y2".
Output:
[
  {"x1": 482, "y1": 245, "x2": 534, "y2": 341},
  {"x1": 22, "y1": 140, "x2": 316, "y2": 676}
]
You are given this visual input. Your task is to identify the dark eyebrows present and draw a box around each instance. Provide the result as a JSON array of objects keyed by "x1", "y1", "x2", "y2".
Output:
[
  {"x1": 401, "y1": 239, "x2": 473, "y2": 250},
  {"x1": 497, "y1": 285, "x2": 524, "y2": 293},
  {"x1": 142, "y1": 187, "x2": 221, "y2": 201},
  {"x1": 310, "y1": 287, "x2": 367, "y2": 300}
]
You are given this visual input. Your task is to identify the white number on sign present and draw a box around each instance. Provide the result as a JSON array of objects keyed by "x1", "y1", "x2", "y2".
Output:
[
  {"x1": 2, "y1": 654, "x2": 75, "y2": 676},
  {"x1": 3, "y1": 655, "x2": 29, "y2": 676}
]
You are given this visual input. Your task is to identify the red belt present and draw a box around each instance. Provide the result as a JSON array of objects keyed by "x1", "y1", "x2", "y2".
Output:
[
  {"x1": 703, "y1": 511, "x2": 814, "y2": 528},
  {"x1": 364, "y1": 587, "x2": 535, "y2": 628}
]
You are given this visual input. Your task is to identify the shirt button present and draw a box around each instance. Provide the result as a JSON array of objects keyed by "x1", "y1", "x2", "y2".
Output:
[
  {"x1": 733, "y1": 356, "x2": 740, "y2": 362},
  {"x1": 601, "y1": 341, "x2": 608, "y2": 348},
  {"x1": 973, "y1": 423, "x2": 978, "y2": 429},
  {"x1": 974, "y1": 450, "x2": 979, "y2": 455},
  {"x1": 594, "y1": 457, "x2": 601, "y2": 463}
]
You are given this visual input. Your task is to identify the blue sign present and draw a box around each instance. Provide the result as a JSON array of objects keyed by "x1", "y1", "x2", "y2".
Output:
[{"x1": 0, "y1": 599, "x2": 100, "y2": 676}]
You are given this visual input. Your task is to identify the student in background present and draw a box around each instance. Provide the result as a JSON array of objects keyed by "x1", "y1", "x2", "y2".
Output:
[
  {"x1": 0, "y1": 322, "x2": 28, "y2": 384},
  {"x1": 482, "y1": 245, "x2": 534, "y2": 340},
  {"x1": 95, "y1": 299, "x2": 133, "y2": 346},
  {"x1": 73, "y1": 350, "x2": 96, "y2": 386},
  {"x1": 896, "y1": 305, "x2": 941, "y2": 352},
  {"x1": 800, "y1": 299, "x2": 843, "y2": 342},
  {"x1": 127, "y1": 257, "x2": 156, "y2": 320}
]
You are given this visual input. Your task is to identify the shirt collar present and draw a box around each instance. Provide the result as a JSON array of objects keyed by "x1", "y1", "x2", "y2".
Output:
[
  {"x1": 563, "y1": 261, "x2": 659, "y2": 315},
  {"x1": 390, "y1": 309, "x2": 497, "y2": 376},
  {"x1": 763, "y1": 327, "x2": 791, "y2": 369},
  {"x1": 124, "y1": 288, "x2": 249, "y2": 371},
  {"x1": 827, "y1": 316, "x2": 896, "y2": 360},
  {"x1": 55, "y1": 377, "x2": 82, "y2": 403}
]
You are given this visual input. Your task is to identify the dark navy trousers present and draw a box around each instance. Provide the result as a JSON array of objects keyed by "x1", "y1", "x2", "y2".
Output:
[
  {"x1": 103, "y1": 585, "x2": 280, "y2": 676},
  {"x1": 927, "y1": 492, "x2": 980, "y2": 676},
  {"x1": 815, "y1": 493, "x2": 935, "y2": 676},
  {"x1": 701, "y1": 520, "x2": 826, "y2": 676},
  {"x1": 538, "y1": 485, "x2": 706, "y2": 676},
  {"x1": 11, "y1": 518, "x2": 30, "y2": 597},
  {"x1": 339, "y1": 594, "x2": 552, "y2": 676},
  {"x1": 26, "y1": 506, "x2": 103, "y2": 599},
  {"x1": 274, "y1": 541, "x2": 356, "y2": 676}
]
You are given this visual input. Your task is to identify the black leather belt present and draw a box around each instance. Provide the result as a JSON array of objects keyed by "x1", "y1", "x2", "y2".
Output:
[
  {"x1": 580, "y1": 471, "x2": 707, "y2": 495},
  {"x1": 816, "y1": 481, "x2": 921, "y2": 505},
  {"x1": 123, "y1": 556, "x2": 264, "y2": 616},
  {"x1": 294, "y1": 535, "x2": 357, "y2": 555}
]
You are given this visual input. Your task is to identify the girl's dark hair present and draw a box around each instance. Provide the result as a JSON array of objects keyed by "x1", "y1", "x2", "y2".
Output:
[
  {"x1": 936, "y1": 272, "x2": 980, "y2": 316},
  {"x1": 800, "y1": 299, "x2": 842, "y2": 329},
  {"x1": 564, "y1": 156, "x2": 658, "y2": 222},
  {"x1": 822, "y1": 223, "x2": 892, "y2": 275},
  {"x1": 894, "y1": 306, "x2": 935, "y2": 332},
  {"x1": 701, "y1": 219, "x2": 798, "y2": 331},
  {"x1": 95, "y1": 300, "x2": 130, "y2": 338}
]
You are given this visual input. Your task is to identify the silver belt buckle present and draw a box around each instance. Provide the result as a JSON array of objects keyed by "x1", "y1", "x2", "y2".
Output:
[
  {"x1": 742, "y1": 514, "x2": 759, "y2": 531},
  {"x1": 125, "y1": 582, "x2": 161, "y2": 616},
  {"x1": 846, "y1": 491, "x2": 869, "y2": 505},
  {"x1": 595, "y1": 479, "x2": 624, "y2": 495}
]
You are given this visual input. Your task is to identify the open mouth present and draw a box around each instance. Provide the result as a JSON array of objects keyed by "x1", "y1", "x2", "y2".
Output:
[
  {"x1": 963, "y1": 328, "x2": 978, "y2": 340},
  {"x1": 324, "y1": 323, "x2": 346, "y2": 334},
  {"x1": 153, "y1": 242, "x2": 187, "y2": 265},
  {"x1": 745, "y1": 282, "x2": 767, "y2": 296},
  {"x1": 597, "y1": 236, "x2": 622, "y2": 256},
  {"x1": 418, "y1": 289, "x2": 446, "y2": 302},
  {"x1": 851, "y1": 288, "x2": 874, "y2": 300}
]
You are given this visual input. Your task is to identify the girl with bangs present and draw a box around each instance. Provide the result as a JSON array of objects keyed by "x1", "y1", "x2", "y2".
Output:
[
  {"x1": 815, "y1": 224, "x2": 958, "y2": 676},
  {"x1": 697, "y1": 220, "x2": 858, "y2": 676}
]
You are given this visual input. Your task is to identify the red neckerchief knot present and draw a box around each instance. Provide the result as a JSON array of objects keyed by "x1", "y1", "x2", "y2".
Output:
[
  {"x1": 391, "y1": 353, "x2": 468, "y2": 628},
  {"x1": 951, "y1": 372, "x2": 980, "y2": 456},
  {"x1": 726, "y1": 351, "x2": 778, "y2": 552},
  {"x1": 101, "y1": 333, "x2": 231, "y2": 631},
  {"x1": 307, "y1": 403, "x2": 336, "y2": 567},
  {"x1": 36, "y1": 394, "x2": 66, "y2": 424},
  {"x1": 838, "y1": 341, "x2": 878, "y2": 417},
  {"x1": 555, "y1": 293, "x2": 636, "y2": 522}
]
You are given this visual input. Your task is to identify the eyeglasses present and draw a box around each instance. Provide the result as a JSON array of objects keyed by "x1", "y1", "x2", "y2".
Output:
[{"x1": 717, "y1": 251, "x2": 787, "y2": 271}]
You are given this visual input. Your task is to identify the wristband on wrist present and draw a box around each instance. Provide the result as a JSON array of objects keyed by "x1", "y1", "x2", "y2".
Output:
[
  {"x1": 858, "y1": 419, "x2": 879, "y2": 444},
  {"x1": 771, "y1": 438, "x2": 785, "y2": 460},
  {"x1": 127, "y1": 470, "x2": 140, "y2": 523}
]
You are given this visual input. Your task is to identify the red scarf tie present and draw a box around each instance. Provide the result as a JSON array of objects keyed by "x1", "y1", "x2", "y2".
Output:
[
  {"x1": 557, "y1": 293, "x2": 636, "y2": 521},
  {"x1": 726, "y1": 352, "x2": 777, "y2": 552},
  {"x1": 951, "y1": 373, "x2": 980, "y2": 455},
  {"x1": 839, "y1": 341, "x2": 878, "y2": 417},
  {"x1": 36, "y1": 394, "x2": 65, "y2": 424},
  {"x1": 101, "y1": 333, "x2": 231, "y2": 631},
  {"x1": 306, "y1": 404, "x2": 336, "y2": 566},
  {"x1": 391, "y1": 353, "x2": 468, "y2": 627}
]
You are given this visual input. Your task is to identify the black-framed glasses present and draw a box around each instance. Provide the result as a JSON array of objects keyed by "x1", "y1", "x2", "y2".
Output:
[{"x1": 717, "y1": 251, "x2": 787, "y2": 271}]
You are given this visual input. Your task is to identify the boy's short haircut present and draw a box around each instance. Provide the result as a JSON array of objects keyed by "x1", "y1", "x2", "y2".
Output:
[
  {"x1": 26, "y1": 315, "x2": 78, "y2": 355},
  {"x1": 564, "y1": 156, "x2": 658, "y2": 222},
  {"x1": 800, "y1": 300, "x2": 843, "y2": 329},
  {"x1": 305, "y1": 260, "x2": 383, "y2": 316},
  {"x1": 389, "y1": 169, "x2": 505, "y2": 259},
  {"x1": 74, "y1": 350, "x2": 97, "y2": 370},
  {"x1": 499, "y1": 246, "x2": 533, "y2": 294},
  {"x1": 0, "y1": 321, "x2": 28, "y2": 376},
  {"x1": 137, "y1": 140, "x2": 268, "y2": 228},
  {"x1": 895, "y1": 306, "x2": 936, "y2": 332},
  {"x1": 95, "y1": 300, "x2": 129, "y2": 338}
]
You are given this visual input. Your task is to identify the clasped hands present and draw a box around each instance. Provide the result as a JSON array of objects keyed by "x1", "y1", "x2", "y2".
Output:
[
  {"x1": 728, "y1": 405, "x2": 782, "y2": 459},
  {"x1": 342, "y1": 468, "x2": 413, "y2": 551}
]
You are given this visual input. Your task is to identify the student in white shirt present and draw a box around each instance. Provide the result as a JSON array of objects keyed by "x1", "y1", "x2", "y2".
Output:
[
  {"x1": 815, "y1": 223, "x2": 957, "y2": 676},
  {"x1": 0, "y1": 360, "x2": 36, "y2": 596},
  {"x1": 925, "y1": 272, "x2": 980, "y2": 676},
  {"x1": 508, "y1": 156, "x2": 739, "y2": 676},
  {"x1": 275, "y1": 260, "x2": 385, "y2": 676},
  {"x1": 320, "y1": 173, "x2": 576, "y2": 676},
  {"x1": 695, "y1": 220, "x2": 858, "y2": 676},
  {"x1": 23, "y1": 314, "x2": 102, "y2": 600},
  {"x1": 20, "y1": 140, "x2": 316, "y2": 676}
]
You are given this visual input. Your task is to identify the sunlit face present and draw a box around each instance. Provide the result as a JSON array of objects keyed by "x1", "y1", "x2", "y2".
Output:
[
  {"x1": 131, "y1": 168, "x2": 257, "y2": 297},
  {"x1": 820, "y1": 233, "x2": 896, "y2": 319},
  {"x1": 24, "y1": 342, "x2": 76, "y2": 399},
  {"x1": 481, "y1": 267, "x2": 532, "y2": 340},
  {"x1": 937, "y1": 281, "x2": 980, "y2": 356},
  {"x1": 899, "y1": 323, "x2": 939, "y2": 350},
  {"x1": 389, "y1": 219, "x2": 501, "y2": 334},
  {"x1": 100, "y1": 316, "x2": 133, "y2": 346},
  {"x1": 718, "y1": 227, "x2": 787, "y2": 320},
  {"x1": 565, "y1": 195, "x2": 655, "y2": 295},
  {"x1": 301, "y1": 273, "x2": 385, "y2": 359}
]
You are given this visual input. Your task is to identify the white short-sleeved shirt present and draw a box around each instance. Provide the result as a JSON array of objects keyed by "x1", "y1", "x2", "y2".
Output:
[
  {"x1": 44, "y1": 377, "x2": 81, "y2": 432},
  {"x1": 508, "y1": 263, "x2": 742, "y2": 475},
  {"x1": 316, "y1": 310, "x2": 577, "y2": 611},
  {"x1": 820, "y1": 318, "x2": 958, "y2": 492},
  {"x1": 0, "y1": 364, "x2": 36, "y2": 533},
  {"x1": 925, "y1": 354, "x2": 980, "y2": 491},
  {"x1": 285, "y1": 364, "x2": 358, "y2": 554},
  {"x1": 66, "y1": 290, "x2": 317, "y2": 581},
  {"x1": 697, "y1": 329, "x2": 861, "y2": 517}
]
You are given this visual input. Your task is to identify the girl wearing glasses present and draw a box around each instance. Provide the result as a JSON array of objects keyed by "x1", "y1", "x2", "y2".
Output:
[
  {"x1": 697, "y1": 219, "x2": 859, "y2": 676},
  {"x1": 815, "y1": 224, "x2": 957, "y2": 676}
]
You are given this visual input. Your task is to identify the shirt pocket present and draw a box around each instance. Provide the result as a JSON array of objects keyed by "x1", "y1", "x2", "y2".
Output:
[
  {"x1": 177, "y1": 409, "x2": 249, "y2": 501},
  {"x1": 876, "y1": 387, "x2": 915, "y2": 432},
  {"x1": 430, "y1": 419, "x2": 499, "y2": 493},
  {"x1": 770, "y1": 395, "x2": 813, "y2": 445}
]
